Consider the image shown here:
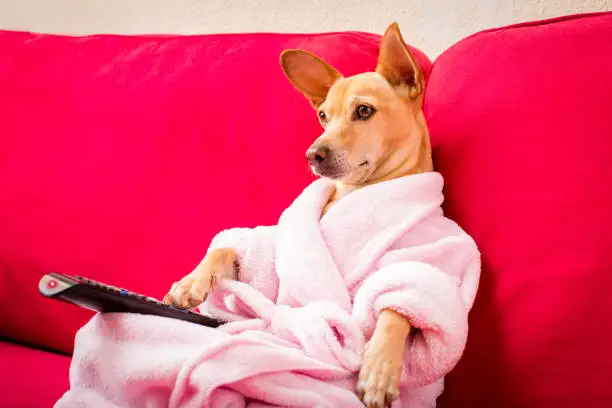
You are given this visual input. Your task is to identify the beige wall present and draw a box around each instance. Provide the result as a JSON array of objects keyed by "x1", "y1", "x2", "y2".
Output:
[{"x1": 1, "y1": 0, "x2": 610, "y2": 58}]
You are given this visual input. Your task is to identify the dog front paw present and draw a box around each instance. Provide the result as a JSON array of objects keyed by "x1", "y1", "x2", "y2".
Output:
[
  {"x1": 162, "y1": 248, "x2": 238, "y2": 309},
  {"x1": 162, "y1": 273, "x2": 211, "y2": 309},
  {"x1": 357, "y1": 339, "x2": 403, "y2": 408}
]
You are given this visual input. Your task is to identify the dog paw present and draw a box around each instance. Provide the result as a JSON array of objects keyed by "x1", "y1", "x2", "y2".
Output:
[
  {"x1": 162, "y1": 274, "x2": 211, "y2": 309},
  {"x1": 162, "y1": 248, "x2": 238, "y2": 309},
  {"x1": 356, "y1": 340, "x2": 403, "y2": 408}
]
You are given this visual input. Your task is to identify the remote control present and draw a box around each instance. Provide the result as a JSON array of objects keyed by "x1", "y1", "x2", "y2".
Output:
[{"x1": 39, "y1": 273, "x2": 224, "y2": 327}]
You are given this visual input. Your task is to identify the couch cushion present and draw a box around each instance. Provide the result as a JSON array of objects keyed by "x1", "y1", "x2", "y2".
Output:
[
  {"x1": 425, "y1": 11, "x2": 612, "y2": 408},
  {"x1": 0, "y1": 30, "x2": 431, "y2": 355},
  {"x1": 0, "y1": 340, "x2": 70, "y2": 406}
]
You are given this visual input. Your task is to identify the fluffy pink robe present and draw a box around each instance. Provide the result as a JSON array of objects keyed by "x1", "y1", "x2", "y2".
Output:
[{"x1": 57, "y1": 172, "x2": 480, "y2": 408}]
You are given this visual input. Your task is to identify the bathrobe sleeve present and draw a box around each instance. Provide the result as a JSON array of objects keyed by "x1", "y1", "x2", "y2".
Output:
[
  {"x1": 351, "y1": 216, "x2": 481, "y2": 388},
  {"x1": 206, "y1": 226, "x2": 279, "y2": 302}
]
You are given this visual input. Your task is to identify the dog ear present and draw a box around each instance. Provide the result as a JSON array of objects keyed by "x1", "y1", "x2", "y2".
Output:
[
  {"x1": 376, "y1": 22, "x2": 424, "y2": 99},
  {"x1": 280, "y1": 49, "x2": 342, "y2": 109}
]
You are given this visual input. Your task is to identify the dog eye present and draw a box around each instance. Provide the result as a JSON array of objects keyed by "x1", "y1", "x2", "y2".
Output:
[
  {"x1": 355, "y1": 105, "x2": 375, "y2": 120},
  {"x1": 318, "y1": 111, "x2": 328, "y2": 123}
]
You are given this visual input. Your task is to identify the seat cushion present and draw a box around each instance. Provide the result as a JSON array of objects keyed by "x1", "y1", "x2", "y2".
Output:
[
  {"x1": 425, "y1": 11, "x2": 612, "y2": 408},
  {"x1": 0, "y1": 340, "x2": 70, "y2": 406},
  {"x1": 0, "y1": 30, "x2": 431, "y2": 355}
]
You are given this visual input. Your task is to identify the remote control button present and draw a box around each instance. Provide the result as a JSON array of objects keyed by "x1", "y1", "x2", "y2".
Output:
[
  {"x1": 120, "y1": 289, "x2": 128, "y2": 295},
  {"x1": 46, "y1": 279, "x2": 58, "y2": 289}
]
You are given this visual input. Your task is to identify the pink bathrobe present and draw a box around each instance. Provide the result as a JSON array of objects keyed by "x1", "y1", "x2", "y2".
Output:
[{"x1": 57, "y1": 172, "x2": 480, "y2": 408}]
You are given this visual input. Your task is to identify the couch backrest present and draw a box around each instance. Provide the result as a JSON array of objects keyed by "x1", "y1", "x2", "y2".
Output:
[
  {"x1": 426, "y1": 11, "x2": 612, "y2": 408},
  {"x1": 0, "y1": 29, "x2": 432, "y2": 355}
]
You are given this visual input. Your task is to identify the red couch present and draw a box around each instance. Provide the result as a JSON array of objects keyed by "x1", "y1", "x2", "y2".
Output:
[{"x1": 1, "y1": 11, "x2": 611, "y2": 407}]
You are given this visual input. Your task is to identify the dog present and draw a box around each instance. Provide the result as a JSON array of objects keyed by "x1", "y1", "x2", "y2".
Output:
[{"x1": 163, "y1": 22, "x2": 432, "y2": 408}]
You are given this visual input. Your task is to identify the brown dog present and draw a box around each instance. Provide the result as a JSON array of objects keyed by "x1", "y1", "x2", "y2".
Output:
[{"x1": 163, "y1": 22, "x2": 432, "y2": 408}]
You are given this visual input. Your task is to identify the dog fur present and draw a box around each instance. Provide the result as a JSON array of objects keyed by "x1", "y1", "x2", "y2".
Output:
[{"x1": 163, "y1": 22, "x2": 432, "y2": 408}]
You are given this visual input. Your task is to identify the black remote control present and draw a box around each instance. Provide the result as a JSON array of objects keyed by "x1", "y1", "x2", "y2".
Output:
[{"x1": 39, "y1": 273, "x2": 224, "y2": 327}]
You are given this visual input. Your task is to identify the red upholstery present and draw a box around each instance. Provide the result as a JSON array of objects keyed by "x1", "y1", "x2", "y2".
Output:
[
  {"x1": 0, "y1": 341, "x2": 70, "y2": 407},
  {"x1": 1, "y1": 10, "x2": 611, "y2": 408},
  {"x1": 426, "y1": 12, "x2": 612, "y2": 408}
]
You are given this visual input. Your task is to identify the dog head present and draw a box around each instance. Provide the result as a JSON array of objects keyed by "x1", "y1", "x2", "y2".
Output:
[{"x1": 281, "y1": 23, "x2": 432, "y2": 185}]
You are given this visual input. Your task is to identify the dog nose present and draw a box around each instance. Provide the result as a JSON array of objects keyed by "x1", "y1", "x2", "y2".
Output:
[{"x1": 306, "y1": 146, "x2": 330, "y2": 165}]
